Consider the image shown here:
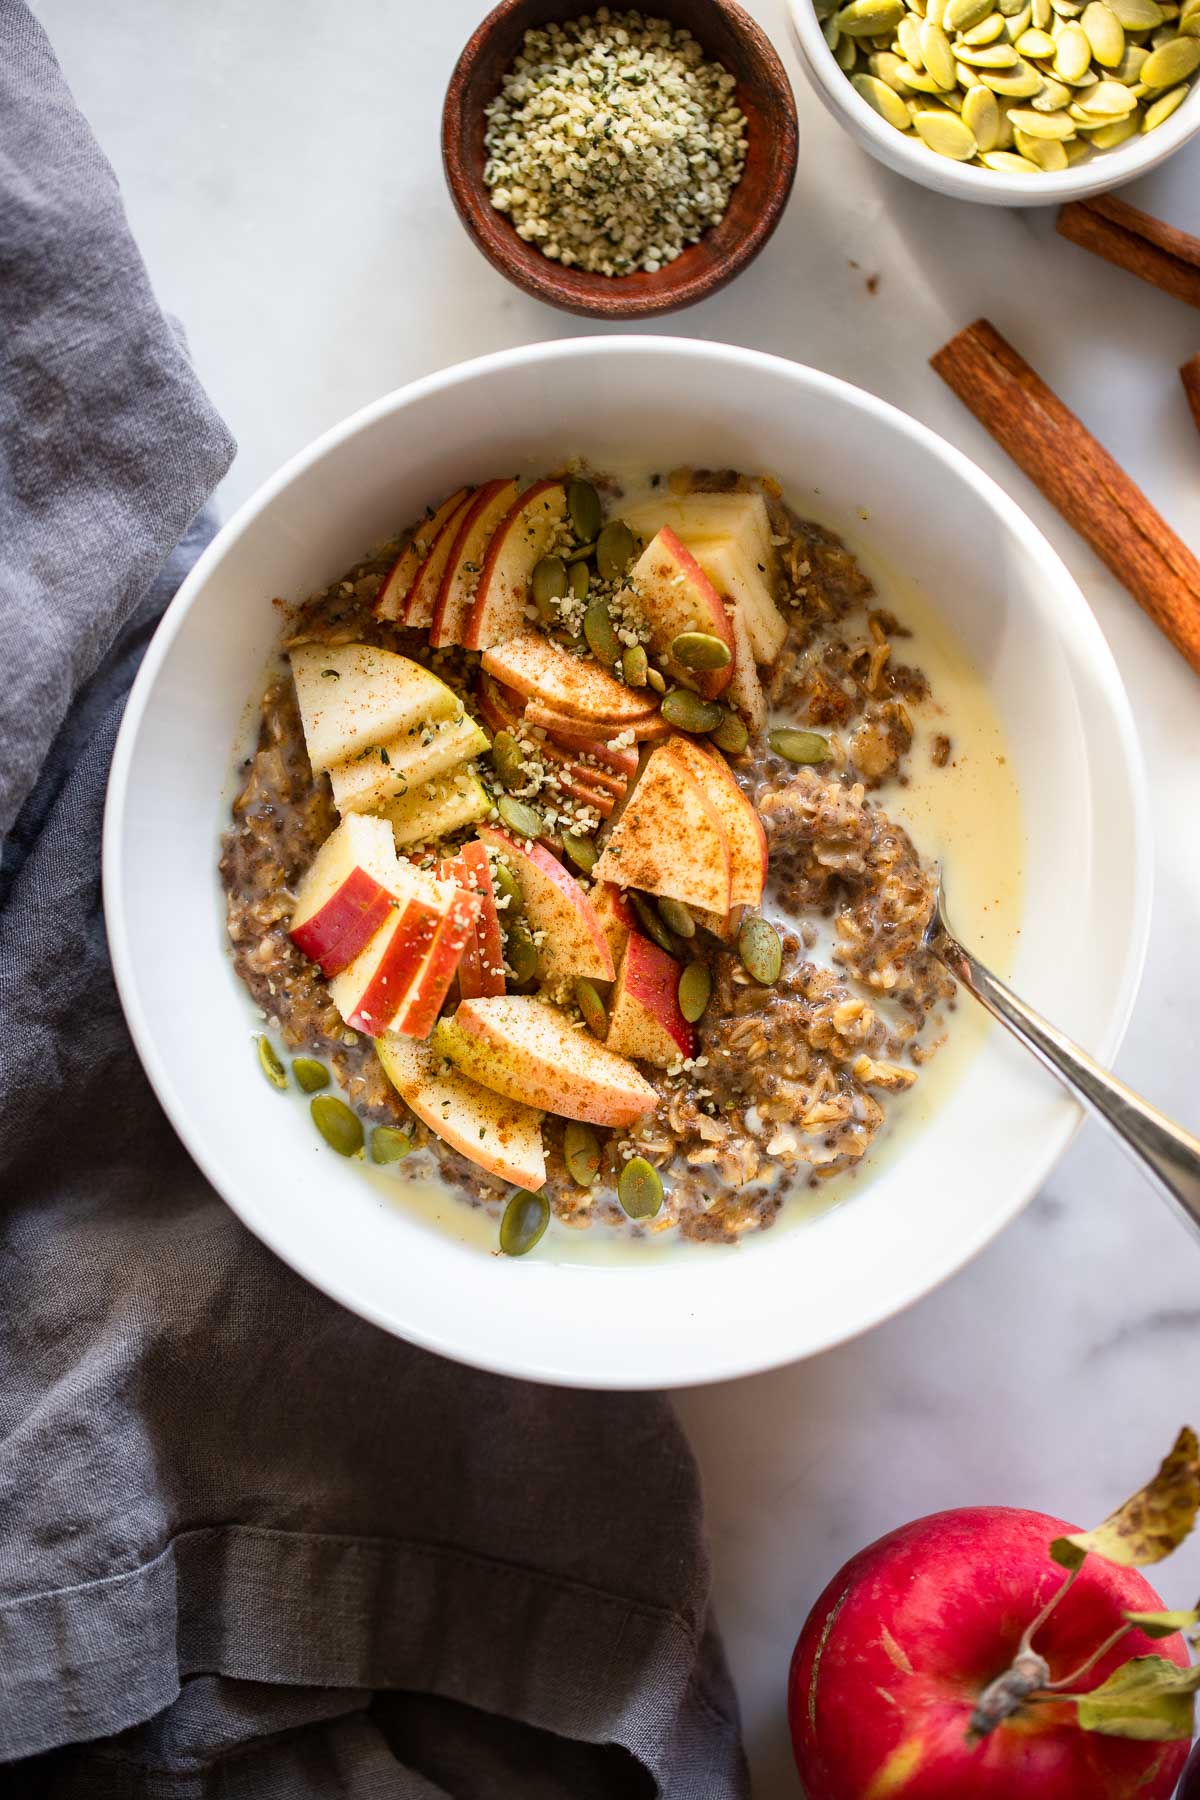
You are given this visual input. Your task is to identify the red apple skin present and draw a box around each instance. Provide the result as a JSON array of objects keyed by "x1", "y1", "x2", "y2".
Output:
[
  {"x1": 789, "y1": 1507, "x2": 1189, "y2": 1800},
  {"x1": 290, "y1": 868, "x2": 393, "y2": 976}
]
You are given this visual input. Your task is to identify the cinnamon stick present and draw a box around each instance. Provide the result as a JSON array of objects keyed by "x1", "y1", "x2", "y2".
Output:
[
  {"x1": 1056, "y1": 197, "x2": 1200, "y2": 312},
  {"x1": 931, "y1": 319, "x2": 1200, "y2": 677},
  {"x1": 1183, "y1": 355, "x2": 1200, "y2": 441}
]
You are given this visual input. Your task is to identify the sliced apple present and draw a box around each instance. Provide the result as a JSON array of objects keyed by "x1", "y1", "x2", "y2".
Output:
[
  {"x1": 404, "y1": 489, "x2": 476, "y2": 629},
  {"x1": 375, "y1": 487, "x2": 471, "y2": 622},
  {"x1": 667, "y1": 736, "x2": 767, "y2": 909},
  {"x1": 692, "y1": 903, "x2": 744, "y2": 943},
  {"x1": 328, "y1": 712, "x2": 489, "y2": 816},
  {"x1": 723, "y1": 598, "x2": 767, "y2": 734},
  {"x1": 686, "y1": 536, "x2": 786, "y2": 665},
  {"x1": 381, "y1": 769, "x2": 491, "y2": 851},
  {"x1": 463, "y1": 479, "x2": 569, "y2": 651},
  {"x1": 392, "y1": 886, "x2": 480, "y2": 1039},
  {"x1": 289, "y1": 813, "x2": 403, "y2": 976},
  {"x1": 429, "y1": 477, "x2": 520, "y2": 650},
  {"x1": 443, "y1": 839, "x2": 505, "y2": 999},
  {"x1": 477, "y1": 675, "x2": 642, "y2": 775},
  {"x1": 591, "y1": 742, "x2": 731, "y2": 914},
  {"x1": 590, "y1": 882, "x2": 636, "y2": 963},
  {"x1": 482, "y1": 633, "x2": 659, "y2": 725},
  {"x1": 476, "y1": 825, "x2": 614, "y2": 983},
  {"x1": 629, "y1": 527, "x2": 735, "y2": 699},
  {"x1": 522, "y1": 701, "x2": 670, "y2": 745},
  {"x1": 329, "y1": 888, "x2": 448, "y2": 1037},
  {"x1": 376, "y1": 1032, "x2": 546, "y2": 1192},
  {"x1": 623, "y1": 491, "x2": 775, "y2": 574},
  {"x1": 436, "y1": 996, "x2": 658, "y2": 1127},
  {"x1": 291, "y1": 644, "x2": 459, "y2": 775},
  {"x1": 607, "y1": 930, "x2": 694, "y2": 1069}
]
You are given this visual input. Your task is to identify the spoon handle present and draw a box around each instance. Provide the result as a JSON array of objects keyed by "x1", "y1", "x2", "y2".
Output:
[{"x1": 934, "y1": 928, "x2": 1200, "y2": 1236}]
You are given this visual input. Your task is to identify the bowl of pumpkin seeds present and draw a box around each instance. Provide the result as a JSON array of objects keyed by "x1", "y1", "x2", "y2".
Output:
[{"x1": 789, "y1": 0, "x2": 1200, "y2": 200}]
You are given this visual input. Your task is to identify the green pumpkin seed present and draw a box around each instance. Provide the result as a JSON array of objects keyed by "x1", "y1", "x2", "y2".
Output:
[
  {"x1": 646, "y1": 668, "x2": 667, "y2": 694},
  {"x1": 562, "y1": 830, "x2": 598, "y2": 874},
  {"x1": 1142, "y1": 77, "x2": 1189, "y2": 117},
  {"x1": 568, "y1": 560, "x2": 590, "y2": 607},
  {"x1": 1141, "y1": 33, "x2": 1200, "y2": 82},
  {"x1": 1031, "y1": 72, "x2": 1074, "y2": 102},
  {"x1": 629, "y1": 891, "x2": 684, "y2": 959},
  {"x1": 945, "y1": 0, "x2": 995, "y2": 27},
  {"x1": 955, "y1": 39, "x2": 1019, "y2": 60},
  {"x1": 596, "y1": 521, "x2": 635, "y2": 582},
  {"x1": 657, "y1": 896, "x2": 696, "y2": 939},
  {"x1": 661, "y1": 689, "x2": 724, "y2": 733},
  {"x1": 678, "y1": 960, "x2": 712, "y2": 1023},
  {"x1": 670, "y1": 631, "x2": 732, "y2": 671},
  {"x1": 836, "y1": 31, "x2": 859, "y2": 67},
  {"x1": 1063, "y1": 133, "x2": 1094, "y2": 156},
  {"x1": 292, "y1": 1056, "x2": 330, "y2": 1093},
  {"x1": 506, "y1": 919, "x2": 539, "y2": 986},
  {"x1": 531, "y1": 555, "x2": 567, "y2": 621},
  {"x1": 1110, "y1": 0, "x2": 1163, "y2": 26},
  {"x1": 710, "y1": 709, "x2": 750, "y2": 755},
  {"x1": 564, "y1": 1121, "x2": 601, "y2": 1187},
  {"x1": 1054, "y1": 19, "x2": 1094, "y2": 73},
  {"x1": 1071, "y1": 75, "x2": 1136, "y2": 107},
  {"x1": 895, "y1": 60, "x2": 947, "y2": 87},
  {"x1": 574, "y1": 978, "x2": 609, "y2": 1038},
  {"x1": 897, "y1": 13, "x2": 925, "y2": 63},
  {"x1": 980, "y1": 146, "x2": 1043, "y2": 163},
  {"x1": 977, "y1": 57, "x2": 1045, "y2": 88},
  {"x1": 768, "y1": 727, "x2": 831, "y2": 764},
  {"x1": 1112, "y1": 44, "x2": 1148, "y2": 79},
  {"x1": 497, "y1": 794, "x2": 542, "y2": 840},
  {"x1": 492, "y1": 858, "x2": 521, "y2": 910},
  {"x1": 869, "y1": 48, "x2": 913, "y2": 85},
  {"x1": 567, "y1": 478, "x2": 602, "y2": 543},
  {"x1": 622, "y1": 643, "x2": 649, "y2": 687},
  {"x1": 1085, "y1": 110, "x2": 1139, "y2": 139},
  {"x1": 738, "y1": 916, "x2": 783, "y2": 986},
  {"x1": 499, "y1": 1188, "x2": 550, "y2": 1256},
  {"x1": 1082, "y1": 0, "x2": 1126, "y2": 58},
  {"x1": 311, "y1": 1094, "x2": 364, "y2": 1157},
  {"x1": 491, "y1": 729, "x2": 525, "y2": 791},
  {"x1": 836, "y1": 0, "x2": 907, "y2": 32},
  {"x1": 584, "y1": 599, "x2": 620, "y2": 666},
  {"x1": 921, "y1": 17, "x2": 961, "y2": 79},
  {"x1": 854, "y1": 67, "x2": 920, "y2": 120},
  {"x1": 618, "y1": 1156, "x2": 664, "y2": 1220},
  {"x1": 257, "y1": 1034, "x2": 288, "y2": 1089},
  {"x1": 913, "y1": 106, "x2": 980, "y2": 150},
  {"x1": 1014, "y1": 123, "x2": 1071, "y2": 158},
  {"x1": 963, "y1": 80, "x2": 1004, "y2": 140},
  {"x1": 371, "y1": 1126, "x2": 412, "y2": 1163},
  {"x1": 1008, "y1": 102, "x2": 1078, "y2": 128}
]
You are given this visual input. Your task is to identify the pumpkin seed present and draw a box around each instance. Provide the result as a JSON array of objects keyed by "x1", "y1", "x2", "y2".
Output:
[
  {"x1": 769, "y1": 727, "x2": 831, "y2": 764},
  {"x1": 963, "y1": 80, "x2": 1004, "y2": 138},
  {"x1": 646, "y1": 667, "x2": 667, "y2": 694},
  {"x1": 670, "y1": 631, "x2": 732, "y2": 671},
  {"x1": 897, "y1": 60, "x2": 948, "y2": 86},
  {"x1": 738, "y1": 916, "x2": 783, "y2": 986},
  {"x1": 564, "y1": 1121, "x2": 601, "y2": 1187},
  {"x1": 491, "y1": 729, "x2": 525, "y2": 791},
  {"x1": 567, "y1": 538, "x2": 597, "y2": 564},
  {"x1": 921, "y1": 17, "x2": 961, "y2": 77},
  {"x1": 854, "y1": 69, "x2": 917, "y2": 118},
  {"x1": 836, "y1": 31, "x2": 859, "y2": 66},
  {"x1": 945, "y1": 0, "x2": 995, "y2": 28},
  {"x1": 497, "y1": 794, "x2": 542, "y2": 840},
  {"x1": 898, "y1": 12, "x2": 926, "y2": 59},
  {"x1": 661, "y1": 688, "x2": 724, "y2": 733},
  {"x1": 1015, "y1": 123, "x2": 1072, "y2": 157},
  {"x1": 629, "y1": 891, "x2": 684, "y2": 959},
  {"x1": 531, "y1": 556, "x2": 567, "y2": 623},
  {"x1": 1008, "y1": 102, "x2": 1078, "y2": 127},
  {"x1": 1110, "y1": 0, "x2": 1163, "y2": 26},
  {"x1": 1112, "y1": 43, "x2": 1149, "y2": 78},
  {"x1": 1033, "y1": 0, "x2": 1052, "y2": 24},
  {"x1": 869, "y1": 48, "x2": 913, "y2": 85},
  {"x1": 1082, "y1": 0, "x2": 1126, "y2": 58},
  {"x1": 568, "y1": 560, "x2": 590, "y2": 605},
  {"x1": 584, "y1": 598, "x2": 620, "y2": 666},
  {"x1": 618, "y1": 1156, "x2": 664, "y2": 1220},
  {"x1": 499, "y1": 1188, "x2": 550, "y2": 1256},
  {"x1": 658, "y1": 896, "x2": 696, "y2": 939},
  {"x1": 955, "y1": 39, "x2": 1020, "y2": 59},
  {"x1": 567, "y1": 478, "x2": 602, "y2": 543},
  {"x1": 506, "y1": 919, "x2": 539, "y2": 986},
  {"x1": 1003, "y1": 7, "x2": 1034, "y2": 39},
  {"x1": 980, "y1": 145, "x2": 1044, "y2": 162},
  {"x1": 371, "y1": 1126, "x2": 412, "y2": 1163},
  {"x1": 1016, "y1": 25, "x2": 1059, "y2": 48},
  {"x1": 711, "y1": 709, "x2": 750, "y2": 754},
  {"x1": 622, "y1": 643, "x2": 649, "y2": 686},
  {"x1": 574, "y1": 977, "x2": 609, "y2": 1037},
  {"x1": 311, "y1": 1094, "x2": 364, "y2": 1157},
  {"x1": 1054, "y1": 19, "x2": 1093, "y2": 72},
  {"x1": 1071, "y1": 74, "x2": 1137, "y2": 106},
  {"x1": 979, "y1": 53, "x2": 1045, "y2": 85},
  {"x1": 1031, "y1": 72, "x2": 1075, "y2": 101},
  {"x1": 292, "y1": 1056, "x2": 330, "y2": 1093},
  {"x1": 596, "y1": 521, "x2": 635, "y2": 582},
  {"x1": 257, "y1": 1035, "x2": 288, "y2": 1090},
  {"x1": 492, "y1": 858, "x2": 521, "y2": 910},
  {"x1": 964, "y1": 10, "x2": 1007, "y2": 37},
  {"x1": 1142, "y1": 75, "x2": 1190, "y2": 114},
  {"x1": 1083, "y1": 110, "x2": 1138, "y2": 140},
  {"x1": 1141, "y1": 33, "x2": 1200, "y2": 80},
  {"x1": 678, "y1": 960, "x2": 712, "y2": 1023},
  {"x1": 562, "y1": 830, "x2": 598, "y2": 874},
  {"x1": 836, "y1": 0, "x2": 907, "y2": 33}
]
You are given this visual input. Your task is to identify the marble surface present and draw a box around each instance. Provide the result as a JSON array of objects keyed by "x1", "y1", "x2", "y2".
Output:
[{"x1": 36, "y1": 0, "x2": 1200, "y2": 1791}]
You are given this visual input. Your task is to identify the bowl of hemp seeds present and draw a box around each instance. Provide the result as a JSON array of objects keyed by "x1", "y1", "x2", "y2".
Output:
[{"x1": 443, "y1": 1, "x2": 799, "y2": 316}]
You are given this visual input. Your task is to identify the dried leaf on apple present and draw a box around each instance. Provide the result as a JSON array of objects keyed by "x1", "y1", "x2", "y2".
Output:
[
  {"x1": 1051, "y1": 1427, "x2": 1200, "y2": 1571},
  {"x1": 1071, "y1": 1655, "x2": 1200, "y2": 1742}
]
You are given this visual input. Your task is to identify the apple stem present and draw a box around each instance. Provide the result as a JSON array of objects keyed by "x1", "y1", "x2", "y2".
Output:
[
  {"x1": 969, "y1": 1650, "x2": 1052, "y2": 1740},
  {"x1": 1016, "y1": 1568, "x2": 1079, "y2": 1659},
  {"x1": 1039, "y1": 1623, "x2": 1133, "y2": 1695}
]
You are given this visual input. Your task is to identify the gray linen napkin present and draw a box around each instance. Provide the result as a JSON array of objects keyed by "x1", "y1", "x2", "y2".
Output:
[{"x1": 0, "y1": 5, "x2": 749, "y2": 1794}]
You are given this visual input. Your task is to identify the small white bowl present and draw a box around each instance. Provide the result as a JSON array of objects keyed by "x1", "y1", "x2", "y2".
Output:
[
  {"x1": 788, "y1": 0, "x2": 1200, "y2": 206},
  {"x1": 104, "y1": 337, "x2": 1149, "y2": 1389}
]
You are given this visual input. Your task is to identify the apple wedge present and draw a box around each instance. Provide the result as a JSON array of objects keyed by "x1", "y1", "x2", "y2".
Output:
[
  {"x1": 329, "y1": 888, "x2": 448, "y2": 1036},
  {"x1": 376, "y1": 1032, "x2": 546, "y2": 1192},
  {"x1": 392, "y1": 886, "x2": 480, "y2": 1039},
  {"x1": 590, "y1": 743, "x2": 732, "y2": 914},
  {"x1": 328, "y1": 712, "x2": 489, "y2": 816},
  {"x1": 668, "y1": 736, "x2": 767, "y2": 909},
  {"x1": 289, "y1": 813, "x2": 404, "y2": 976},
  {"x1": 590, "y1": 883, "x2": 636, "y2": 963},
  {"x1": 623, "y1": 491, "x2": 775, "y2": 576},
  {"x1": 482, "y1": 633, "x2": 659, "y2": 726},
  {"x1": 381, "y1": 769, "x2": 491, "y2": 851},
  {"x1": 463, "y1": 479, "x2": 569, "y2": 651},
  {"x1": 476, "y1": 825, "x2": 614, "y2": 983},
  {"x1": 692, "y1": 903, "x2": 744, "y2": 943},
  {"x1": 686, "y1": 537, "x2": 786, "y2": 665},
  {"x1": 477, "y1": 675, "x2": 641, "y2": 776},
  {"x1": 291, "y1": 644, "x2": 459, "y2": 774},
  {"x1": 375, "y1": 486, "x2": 471, "y2": 622},
  {"x1": 629, "y1": 528, "x2": 735, "y2": 699},
  {"x1": 429, "y1": 477, "x2": 520, "y2": 650},
  {"x1": 723, "y1": 598, "x2": 766, "y2": 734},
  {"x1": 435, "y1": 996, "x2": 658, "y2": 1127},
  {"x1": 522, "y1": 701, "x2": 670, "y2": 745},
  {"x1": 403, "y1": 488, "x2": 476, "y2": 629},
  {"x1": 607, "y1": 931, "x2": 694, "y2": 1068},
  {"x1": 443, "y1": 839, "x2": 505, "y2": 999}
]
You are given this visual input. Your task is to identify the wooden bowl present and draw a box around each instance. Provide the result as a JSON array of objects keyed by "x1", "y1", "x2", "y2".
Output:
[{"x1": 442, "y1": 0, "x2": 800, "y2": 319}]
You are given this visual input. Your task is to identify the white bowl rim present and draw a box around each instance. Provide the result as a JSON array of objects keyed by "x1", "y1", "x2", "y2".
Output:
[
  {"x1": 103, "y1": 335, "x2": 1153, "y2": 1387},
  {"x1": 787, "y1": 0, "x2": 1200, "y2": 207}
]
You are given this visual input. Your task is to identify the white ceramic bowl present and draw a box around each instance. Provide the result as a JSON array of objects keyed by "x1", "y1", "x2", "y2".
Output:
[
  {"x1": 104, "y1": 337, "x2": 1149, "y2": 1389},
  {"x1": 788, "y1": 0, "x2": 1200, "y2": 206}
]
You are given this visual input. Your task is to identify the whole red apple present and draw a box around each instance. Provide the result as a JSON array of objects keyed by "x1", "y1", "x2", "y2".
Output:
[{"x1": 789, "y1": 1506, "x2": 1191, "y2": 1800}]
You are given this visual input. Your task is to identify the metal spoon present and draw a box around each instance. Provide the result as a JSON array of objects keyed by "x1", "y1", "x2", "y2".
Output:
[{"x1": 926, "y1": 878, "x2": 1200, "y2": 1231}]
